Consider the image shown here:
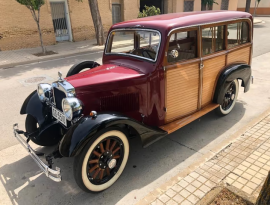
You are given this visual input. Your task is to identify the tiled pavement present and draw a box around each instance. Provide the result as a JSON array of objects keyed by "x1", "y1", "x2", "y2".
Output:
[{"x1": 137, "y1": 115, "x2": 270, "y2": 205}]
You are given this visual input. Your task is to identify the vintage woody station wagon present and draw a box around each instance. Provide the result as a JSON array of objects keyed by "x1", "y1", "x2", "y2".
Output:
[{"x1": 14, "y1": 11, "x2": 253, "y2": 192}]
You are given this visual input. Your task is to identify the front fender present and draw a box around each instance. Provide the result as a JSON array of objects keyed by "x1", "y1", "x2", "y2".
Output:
[
  {"x1": 214, "y1": 64, "x2": 251, "y2": 104},
  {"x1": 59, "y1": 113, "x2": 167, "y2": 157},
  {"x1": 20, "y1": 91, "x2": 47, "y2": 126}
]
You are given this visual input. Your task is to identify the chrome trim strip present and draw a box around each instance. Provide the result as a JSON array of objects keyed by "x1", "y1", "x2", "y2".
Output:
[
  {"x1": 105, "y1": 28, "x2": 162, "y2": 63},
  {"x1": 13, "y1": 124, "x2": 61, "y2": 182}
]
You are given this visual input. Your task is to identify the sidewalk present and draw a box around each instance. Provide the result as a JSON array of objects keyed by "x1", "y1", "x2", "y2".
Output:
[
  {"x1": 137, "y1": 112, "x2": 270, "y2": 205},
  {"x1": 0, "y1": 39, "x2": 104, "y2": 69}
]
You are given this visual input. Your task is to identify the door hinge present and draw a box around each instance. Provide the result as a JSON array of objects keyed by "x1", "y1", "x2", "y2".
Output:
[
  {"x1": 163, "y1": 66, "x2": 166, "y2": 71},
  {"x1": 163, "y1": 107, "x2": 167, "y2": 112}
]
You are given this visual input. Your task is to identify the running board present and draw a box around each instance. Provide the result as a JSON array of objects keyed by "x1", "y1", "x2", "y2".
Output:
[{"x1": 160, "y1": 103, "x2": 219, "y2": 134}]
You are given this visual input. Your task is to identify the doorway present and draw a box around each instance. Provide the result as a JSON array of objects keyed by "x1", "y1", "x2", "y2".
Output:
[
  {"x1": 50, "y1": 1, "x2": 70, "y2": 41},
  {"x1": 112, "y1": 4, "x2": 122, "y2": 25}
]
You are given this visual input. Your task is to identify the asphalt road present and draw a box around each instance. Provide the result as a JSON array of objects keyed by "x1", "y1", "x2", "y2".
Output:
[{"x1": 0, "y1": 17, "x2": 270, "y2": 205}]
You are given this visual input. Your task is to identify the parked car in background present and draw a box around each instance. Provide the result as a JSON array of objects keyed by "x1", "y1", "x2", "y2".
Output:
[{"x1": 13, "y1": 10, "x2": 253, "y2": 192}]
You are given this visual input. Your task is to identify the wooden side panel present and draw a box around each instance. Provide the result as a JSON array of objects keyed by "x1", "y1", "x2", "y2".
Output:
[
  {"x1": 227, "y1": 46, "x2": 251, "y2": 65},
  {"x1": 165, "y1": 63, "x2": 199, "y2": 123},
  {"x1": 202, "y1": 55, "x2": 226, "y2": 107}
]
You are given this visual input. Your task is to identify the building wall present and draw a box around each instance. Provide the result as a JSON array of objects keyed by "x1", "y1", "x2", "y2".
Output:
[
  {"x1": 0, "y1": 0, "x2": 55, "y2": 51},
  {"x1": 68, "y1": 0, "x2": 113, "y2": 42},
  {"x1": 237, "y1": 0, "x2": 270, "y2": 15}
]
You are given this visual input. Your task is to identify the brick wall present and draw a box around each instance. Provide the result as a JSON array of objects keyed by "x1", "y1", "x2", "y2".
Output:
[{"x1": 0, "y1": 0, "x2": 55, "y2": 51}]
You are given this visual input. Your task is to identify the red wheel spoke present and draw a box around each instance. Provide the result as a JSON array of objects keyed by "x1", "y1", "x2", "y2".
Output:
[
  {"x1": 106, "y1": 167, "x2": 110, "y2": 176},
  {"x1": 106, "y1": 139, "x2": 110, "y2": 150},
  {"x1": 93, "y1": 169, "x2": 100, "y2": 179},
  {"x1": 113, "y1": 155, "x2": 120, "y2": 159},
  {"x1": 100, "y1": 142, "x2": 105, "y2": 153},
  {"x1": 89, "y1": 159, "x2": 98, "y2": 164},
  {"x1": 89, "y1": 165, "x2": 98, "y2": 173},
  {"x1": 93, "y1": 151, "x2": 101, "y2": 157},
  {"x1": 112, "y1": 147, "x2": 120, "y2": 154},
  {"x1": 110, "y1": 141, "x2": 117, "y2": 151},
  {"x1": 99, "y1": 169, "x2": 104, "y2": 180}
]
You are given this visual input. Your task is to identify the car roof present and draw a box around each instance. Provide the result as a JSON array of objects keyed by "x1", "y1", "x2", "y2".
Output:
[{"x1": 111, "y1": 11, "x2": 253, "y2": 35}]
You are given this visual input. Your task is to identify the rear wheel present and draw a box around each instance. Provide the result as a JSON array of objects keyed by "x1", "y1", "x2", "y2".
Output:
[
  {"x1": 73, "y1": 127, "x2": 129, "y2": 192},
  {"x1": 215, "y1": 79, "x2": 239, "y2": 116}
]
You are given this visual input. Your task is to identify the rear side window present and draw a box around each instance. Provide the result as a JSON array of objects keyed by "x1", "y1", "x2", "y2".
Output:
[
  {"x1": 167, "y1": 30, "x2": 197, "y2": 63},
  {"x1": 227, "y1": 22, "x2": 249, "y2": 49},
  {"x1": 202, "y1": 25, "x2": 225, "y2": 56}
]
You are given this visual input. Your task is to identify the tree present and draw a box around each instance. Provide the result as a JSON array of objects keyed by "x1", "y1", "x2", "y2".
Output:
[
  {"x1": 245, "y1": 0, "x2": 251, "y2": 12},
  {"x1": 138, "y1": 5, "x2": 161, "y2": 18},
  {"x1": 201, "y1": 0, "x2": 218, "y2": 11},
  {"x1": 253, "y1": 0, "x2": 262, "y2": 17},
  {"x1": 16, "y1": 0, "x2": 46, "y2": 54},
  {"x1": 77, "y1": 0, "x2": 105, "y2": 45},
  {"x1": 256, "y1": 171, "x2": 270, "y2": 205}
]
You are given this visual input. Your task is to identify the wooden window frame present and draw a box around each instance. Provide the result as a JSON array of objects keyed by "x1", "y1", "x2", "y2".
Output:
[{"x1": 164, "y1": 26, "x2": 200, "y2": 66}]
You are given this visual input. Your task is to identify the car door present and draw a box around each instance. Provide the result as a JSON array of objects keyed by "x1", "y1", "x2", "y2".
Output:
[
  {"x1": 164, "y1": 27, "x2": 200, "y2": 124},
  {"x1": 200, "y1": 24, "x2": 227, "y2": 107}
]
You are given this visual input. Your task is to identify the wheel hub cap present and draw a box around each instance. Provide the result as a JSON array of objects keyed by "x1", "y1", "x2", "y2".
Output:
[{"x1": 107, "y1": 159, "x2": 117, "y2": 169}]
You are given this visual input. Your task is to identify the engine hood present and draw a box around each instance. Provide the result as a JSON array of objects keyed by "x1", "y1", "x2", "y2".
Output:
[{"x1": 65, "y1": 64, "x2": 144, "y2": 88}]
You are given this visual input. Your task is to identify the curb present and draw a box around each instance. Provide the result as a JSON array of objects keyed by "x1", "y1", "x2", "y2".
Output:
[{"x1": 0, "y1": 47, "x2": 105, "y2": 70}]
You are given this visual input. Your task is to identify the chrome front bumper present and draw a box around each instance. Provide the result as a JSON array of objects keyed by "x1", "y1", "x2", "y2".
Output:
[{"x1": 13, "y1": 124, "x2": 61, "y2": 182}]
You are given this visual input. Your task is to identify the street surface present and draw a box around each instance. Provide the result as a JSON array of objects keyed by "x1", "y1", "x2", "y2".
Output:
[{"x1": 0, "y1": 17, "x2": 270, "y2": 205}]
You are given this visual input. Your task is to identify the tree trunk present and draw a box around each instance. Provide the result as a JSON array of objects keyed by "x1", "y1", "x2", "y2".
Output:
[
  {"x1": 88, "y1": 0, "x2": 105, "y2": 46},
  {"x1": 256, "y1": 171, "x2": 270, "y2": 205},
  {"x1": 253, "y1": 1, "x2": 257, "y2": 17},
  {"x1": 36, "y1": 22, "x2": 46, "y2": 54},
  {"x1": 245, "y1": 0, "x2": 251, "y2": 12}
]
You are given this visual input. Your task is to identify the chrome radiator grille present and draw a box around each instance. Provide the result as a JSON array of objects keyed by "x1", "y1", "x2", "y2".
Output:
[{"x1": 53, "y1": 87, "x2": 66, "y2": 111}]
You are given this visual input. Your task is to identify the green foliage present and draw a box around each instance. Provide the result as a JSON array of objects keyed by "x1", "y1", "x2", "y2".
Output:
[
  {"x1": 201, "y1": 0, "x2": 218, "y2": 6},
  {"x1": 138, "y1": 5, "x2": 161, "y2": 18},
  {"x1": 16, "y1": 0, "x2": 44, "y2": 10}
]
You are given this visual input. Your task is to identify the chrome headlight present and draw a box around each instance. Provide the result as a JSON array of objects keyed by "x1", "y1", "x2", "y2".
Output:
[
  {"x1": 62, "y1": 97, "x2": 83, "y2": 121},
  {"x1": 37, "y1": 84, "x2": 52, "y2": 102}
]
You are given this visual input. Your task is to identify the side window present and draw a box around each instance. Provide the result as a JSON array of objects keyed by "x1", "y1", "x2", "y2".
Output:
[
  {"x1": 227, "y1": 22, "x2": 249, "y2": 49},
  {"x1": 167, "y1": 30, "x2": 197, "y2": 63},
  {"x1": 202, "y1": 25, "x2": 225, "y2": 56}
]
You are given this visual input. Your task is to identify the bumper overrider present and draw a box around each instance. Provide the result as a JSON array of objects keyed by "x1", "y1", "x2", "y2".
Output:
[{"x1": 13, "y1": 124, "x2": 61, "y2": 182}]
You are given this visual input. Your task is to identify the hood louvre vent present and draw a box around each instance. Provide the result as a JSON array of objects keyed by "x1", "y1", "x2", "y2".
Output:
[{"x1": 100, "y1": 93, "x2": 139, "y2": 112}]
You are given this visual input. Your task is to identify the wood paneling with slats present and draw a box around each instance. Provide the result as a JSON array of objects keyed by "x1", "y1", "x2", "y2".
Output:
[
  {"x1": 227, "y1": 46, "x2": 251, "y2": 65},
  {"x1": 165, "y1": 63, "x2": 199, "y2": 123},
  {"x1": 202, "y1": 55, "x2": 226, "y2": 107}
]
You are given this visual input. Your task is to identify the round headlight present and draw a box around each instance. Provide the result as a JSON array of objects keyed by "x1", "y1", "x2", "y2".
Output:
[
  {"x1": 37, "y1": 84, "x2": 52, "y2": 102},
  {"x1": 62, "y1": 98, "x2": 83, "y2": 121}
]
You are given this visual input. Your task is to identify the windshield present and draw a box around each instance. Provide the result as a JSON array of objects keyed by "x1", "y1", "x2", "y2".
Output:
[{"x1": 105, "y1": 30, "x2": 161, "y2": 62}]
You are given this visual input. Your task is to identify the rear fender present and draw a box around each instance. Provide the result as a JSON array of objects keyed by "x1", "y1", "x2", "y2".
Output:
[
  {"x1": 214, "y1": 64, "x2": 251, "y2": 104},
  {"x1": 59, "y1": 113, "x2": 167, "y2": 157}
]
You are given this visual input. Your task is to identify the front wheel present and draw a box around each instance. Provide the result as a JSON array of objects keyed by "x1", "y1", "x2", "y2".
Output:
[
  {"x1": 73, "y1": 127, "x2": 129, "y2": 192},
  {"x1": 215, "y1": 79, "x2": 239, "y2": 116}
]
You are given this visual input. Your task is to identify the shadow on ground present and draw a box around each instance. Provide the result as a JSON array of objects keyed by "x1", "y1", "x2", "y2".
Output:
[{"x1": 0, "y1": 103, "x2": 245, "y2": 205}]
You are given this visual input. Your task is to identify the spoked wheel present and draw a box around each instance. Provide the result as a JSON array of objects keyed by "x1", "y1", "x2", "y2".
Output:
[
  {"x1": 73, "y1": 127, "x2": 129, "y2": 192},
  {"x1": 215, "y1": 79, "x2": 239, "y2": 116}
]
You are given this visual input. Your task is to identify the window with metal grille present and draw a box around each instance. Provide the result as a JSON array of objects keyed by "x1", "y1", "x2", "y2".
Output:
[
  {"x1": 184, "y1": 0, "x2": 194, "y2": 12},
  {"x1": 221, "y1": 0, "x2": 229, "y2": 10}
]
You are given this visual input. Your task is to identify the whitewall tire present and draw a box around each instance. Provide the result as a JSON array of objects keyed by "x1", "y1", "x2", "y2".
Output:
[
  {"x1": 73, "y1": 127, "x2": 129, "y2": 192},
  {"x1": 216, "y1": 79, "x2": 239, "y2": 116}
]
